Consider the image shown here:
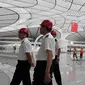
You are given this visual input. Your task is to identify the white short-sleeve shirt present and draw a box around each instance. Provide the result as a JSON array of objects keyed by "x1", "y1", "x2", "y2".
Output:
[
  {"x1": 36, "y1": 33, "x2": 55, "y2": 60},
  {"x1": 18, "y1": 38, "x2": 32, "y2": 60}
]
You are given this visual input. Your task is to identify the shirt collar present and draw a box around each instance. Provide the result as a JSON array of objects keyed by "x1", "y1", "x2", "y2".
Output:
[
  {"x1": 21, "y1": 38, "x2": 27, "y2": 43},
  {"x1": 43, "y1": 32, "x2": 50, "y2": 39}
]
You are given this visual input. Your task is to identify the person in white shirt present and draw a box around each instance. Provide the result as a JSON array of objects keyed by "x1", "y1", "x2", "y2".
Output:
[
  {"x1": 10, "y1": 28, "x2": 34, "y2": 85},
  {"x1": 51, "y1": 30, "x2": 62, "y2": 85},
  {"x1": 32, "y1": 20, "x2": 55, "y2": 85}
]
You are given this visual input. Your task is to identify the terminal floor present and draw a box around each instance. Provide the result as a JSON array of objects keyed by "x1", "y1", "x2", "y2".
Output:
[{"x1": 0, "y1": 52, "x2": 85, "y2": 85}]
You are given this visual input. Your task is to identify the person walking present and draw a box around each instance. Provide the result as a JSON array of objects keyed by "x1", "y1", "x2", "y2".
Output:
[
  {"x1": 73, "y1": 47, "x2": 78, "y2": 60},
  {"x1": 32, "y1": 20, "x2": 55, "y2": 85},
  {"x1": 80, "y1": 47, "x2": 84, "y2": 60},
  {"x1": 10, "y1": 28, "x2": 34, "y2": 85},
  {"x1": 51, "y1": 30, "x2": 62, "y2": 85}
]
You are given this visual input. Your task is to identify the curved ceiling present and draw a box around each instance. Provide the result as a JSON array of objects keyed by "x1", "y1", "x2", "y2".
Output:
[
  {"x1": 0, "y1": 7, "x2": 19, "y2": 28},
  {"x1": 66, "y1": 31, "x2": 85, "y2": 41},
  {"x1": 0, "y1": 0, "x2": 85, "y2": 41}
]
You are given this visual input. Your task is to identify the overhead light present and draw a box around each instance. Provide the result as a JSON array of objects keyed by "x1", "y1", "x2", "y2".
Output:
[{"x1": 70, "y1": 41, "x2": 73, "y2": 45}]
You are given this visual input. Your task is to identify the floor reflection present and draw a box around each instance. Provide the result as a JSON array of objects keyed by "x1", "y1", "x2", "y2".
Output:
[{"x1": 0, "y1": 52, "x2": 85, "y2": 85}]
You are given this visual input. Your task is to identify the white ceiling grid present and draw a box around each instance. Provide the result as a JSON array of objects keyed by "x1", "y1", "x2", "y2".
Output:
[{"x1": 0, "y1": 0, "x2": 84, "y2": 41}]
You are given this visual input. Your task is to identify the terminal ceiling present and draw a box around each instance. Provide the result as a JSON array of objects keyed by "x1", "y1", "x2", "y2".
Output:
[{"x1": 0, "y1": 0, "x2": 85, "y2": 41}]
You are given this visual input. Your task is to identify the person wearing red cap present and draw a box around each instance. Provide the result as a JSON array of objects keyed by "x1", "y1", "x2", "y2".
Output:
[
  {"x1": 51, "y1": 30, "x2": 62, "y2": 85},
  {"x1": 10, "y1": 28, "x2": 35, "y2": 85},
  {"x1": 32, "y1": 20, "x2": 55, "y2": 85}
]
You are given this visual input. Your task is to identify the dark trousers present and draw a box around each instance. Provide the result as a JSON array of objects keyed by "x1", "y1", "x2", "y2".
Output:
[
  {"x1": 80, "y1": 54, "x2": 83, "y2": 59},
  {"x1": 73, "y1": 53, "x2": 78, "y2": 59},
  {"x1": 32, "y1": 61, "x2": 52, "y2": 85},
  {"x1": 52, "y1": 57, "x2": 62, "y2": 85},
  {"x1": 10, "y1": 60, "x2": 31, "y2": 85}
]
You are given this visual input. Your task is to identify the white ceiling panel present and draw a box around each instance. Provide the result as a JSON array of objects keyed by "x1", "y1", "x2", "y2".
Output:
[
  {"x1": 0, "y1": 0, "x2": 85, "y2": 41},
  {"x1": 66, "y1": 31, "x2": 85, "y2": 41}
]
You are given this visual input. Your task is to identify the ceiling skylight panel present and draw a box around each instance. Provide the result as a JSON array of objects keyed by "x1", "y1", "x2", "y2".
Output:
[
  {"x1": 42, "y1": 0, "x2": 55, "y2": 4},
  {"x1": 79, "y1": 16, "x2": 85, "y2": 22},
  {"x1": 65, "y1": 0, "x2": 85, "y2": 5},
  {"x1": 74, "y1": 33, "x2": 85, "y2": 40},
  {"x1": 27, "y1": 23, "x2": 40, "y2": 27},
  {"x1": 65, "y1": 20, "x2": 72, "y2": 23},
  {"x1": 79, "y1": 20, "x2": 85, "y2": 24},
  {"x1": 0, "y1": 14, "x2": 18, "y2": 20},
  {"x1": 66, "y1": 34, "x2": 81, "y2": 41},
  {"x1": 30, "y1": 14, "x2": 40, "y2": 18},
  {"x1": 14, "y1": 0, "x2": 36, "y2": 4},
  {"x1": 63, "y1": 28, "x2": 69, "y2": 33},
  {"x1": 64, "y1": 24, "x2": 70, "y2": 27},
  {"x1": 0, "y1": 27, "x2": 16, "y2": 32},
  {"x1": 73, "y1": 0, "x2": 85, "y2": 5},
  {"x1": 78, "y1": 31, "x2": 85, "y2": 37},
  {"x1": 32, "y1": 2, "x2": 54, "y2": 11},
  {"x1": 0, "y1": 23, "x2": 11, "y2": 25},
  {"x1": 66, "y1": 16, "x2": 78, "y2": 21},
  {"x1": 80, "y1": 6, "x2": 85, "y2": 11},
  {"x1": 37, "y1": 11, "x2": 55, "y2": 16},
  {"x1": 0, "y1": 2, "x2": 12, "y2": 8},
  {"x1": 30, "y1": 16, "x2": 52, "y2": 20},
  {"x1": 53, "y1": 14, "x2": 64, "y2": 19},
  {"x1": 74, "y1": 33, "x2": 80, "y2": 37},
  {"x1": 54, "y1": 5, "x2": 67, "y2": 13},
  {"x1": 70, "y1": 4, "x2": 81, "y2": 10},
  {"x1": 0, "y1": 8, "x2": 15, "y2": 15},
  {"x1": 38, "y1": 0, "x2": 55, "y2": 9},
  {"x1": 0, "y1": 23, "x2": 11, "y2": 28},
  {"x1": 79, "y1": 24, "x2": 85, "y2": 28},
  {"x1": 62, "y1": 27, "x2": 69, "y2": 31},
  {"x1": 55, "y1": 24, "x2": 61, "y2": 28},
  {"x1": 10, "y1": 1, "x2": 32, "y2": 7},
  {"x1": 0, "y1": 20, "x2": 17, "y2": 23},
  {"x1": 27, "y1": 9, "x2": 41, "y2": 14},
  {"x1": 64, "y1": 10, "x2": 84, "y2": 17},
  {"x1": 49, "y1": 9, "x2": 63, "y2": 14},
  {"x1": 55, "y1": 23, "x2": 64, "y2": 27},
  {"x1": 57, "y1": 0, "x2": 71, "y2": 9},
  {"x1": 55, "y1": 20, "x2": 64, "y2": 24},
  {"x1": 31, "y1": 5, "x2": 50, "y2": 11},
  {"x1": 26, "y1": 19, "x2": 41, "y2": 24},
  {"x1": 0, "y1": 0, "x2": 37, "y2": 7}
]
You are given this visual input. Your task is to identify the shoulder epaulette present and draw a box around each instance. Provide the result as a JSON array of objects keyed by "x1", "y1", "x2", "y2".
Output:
[
  {"x1": 45, "y1": 35, "x2": 49, "y2": 38},
  {"x1": 55, "y1": 39, "x2": 57, "y2": 42}
]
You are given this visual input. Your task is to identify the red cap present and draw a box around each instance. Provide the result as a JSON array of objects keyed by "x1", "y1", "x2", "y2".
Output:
[
  {"x1": 40, "y1": 20, "x2": 53, "y2": 29},
  {"x1": 19, "y1": 28, "x2": 29, "y2": 35},
  {"x1": 51, "y1": 30, "x2": 56, "y2": 35}
]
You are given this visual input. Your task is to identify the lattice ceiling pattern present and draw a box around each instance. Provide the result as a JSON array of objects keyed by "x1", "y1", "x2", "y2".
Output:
[{"x1": 0, "y1": 0, "x2": 85, "y2": 41}]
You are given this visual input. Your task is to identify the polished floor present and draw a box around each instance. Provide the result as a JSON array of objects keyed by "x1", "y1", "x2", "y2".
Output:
[{"x1": 0, "y1": 52, "x2": 85, "y2": 85}]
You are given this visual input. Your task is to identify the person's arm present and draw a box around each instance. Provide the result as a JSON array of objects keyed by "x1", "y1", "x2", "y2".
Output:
[
  {"x1": 44, "y1": 49, "x2": 53, "y2": 84},
  {"x1": 55, "y1": 40, "x2": 61, "y2": 62},
  {"x1": 44, "y1": 37, "x2": 54, "y2": 83},
  {"x1": 58, "y1": 48, "x2": 61, "y2": 58},
  {"x1": 23, "y1": 40, "x2": 35, "y2": 67},
  {"x1": 25, "y1": 52, "x2": 35, "y2": 67},
  {"x1": 55, "y1": 48, "x2": 61, "y2": 63},
  {"x1": 45, "y1": 50, "x2": 53, "y2": 73}
]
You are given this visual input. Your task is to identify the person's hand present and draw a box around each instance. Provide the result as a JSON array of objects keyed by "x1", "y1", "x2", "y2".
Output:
[
  {"x1": 44, "y1": 72, "x2": 51, "y2": 84},
  {"x1": 28, "y1": 61, "x2": 35, "y2": 67},
  {"x1": 31, "y1": 62, "x2": 35, "y2": 67}
]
